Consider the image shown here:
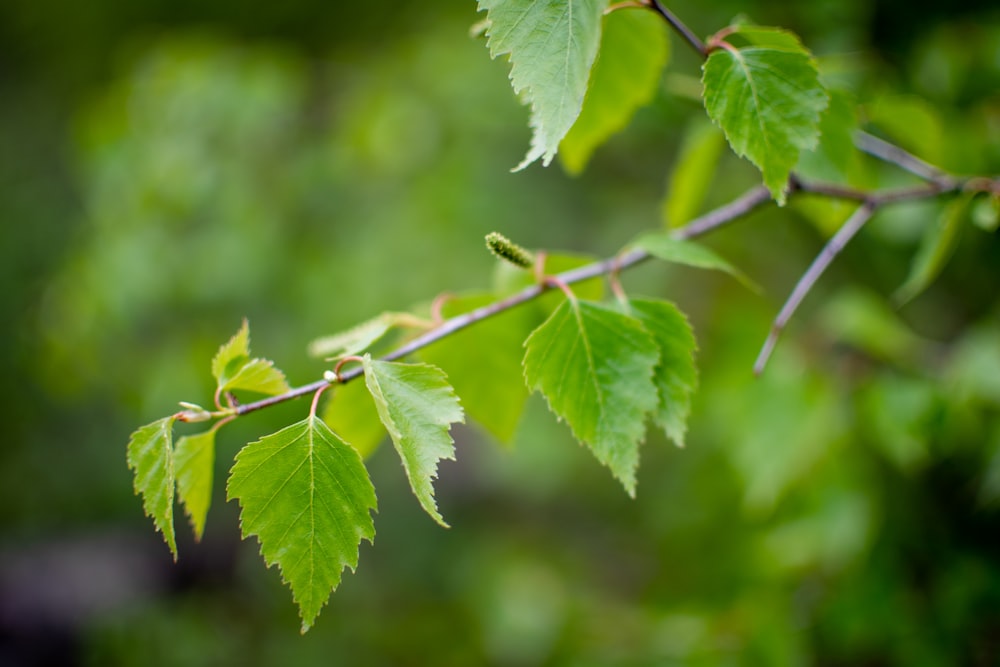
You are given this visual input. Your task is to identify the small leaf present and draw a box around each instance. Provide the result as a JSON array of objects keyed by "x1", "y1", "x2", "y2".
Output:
[
  {"x1": 560, "y1": 7, "x2": 669, "y2": 174},
  {"x1": 362, "y1": 356, "x2": 464, "y2": 527},
  {"x1": 971, "y1": 194, "x2": 1000, "y2": 233},
  {"x1": 662, "y1": 118, "x2": 726, "y2": 228},
  {"x1": 227, "y1": 417, "x2": 377, "y2": 632},
  {"x1": 895, "y1": 193, "x2": 974, "y2": 305},
  {"x1": 420, "y1": 292, "x2": 534, "y2": 444},
  {"x1": 175, "y1": 429, "x2": 216, "y2": 541},
  {"x1": 308, "y1": 312, "x2": 418, "y2": 360},
  {"x1": 321, "y1": 379, "x2": 385, "y2": 459},
  {"x1": 523, "y1": 299, "x2": 660, "y2": 495},
  {"x1": 632, "y1": 231, "x2": 757, "y2": 290},
  {"x1": 702, "y1": 35, "x2": 828, "y2": 203},
  {"x1": 478, "y1": 0, "x2": 609, "y2": 169},
  {"x1": 212, "y1": 320, "x2": 290, "y2": 396},
  {"x1": 127, "y1": 416, "x2": 178, "y2": 559},
  {"x1": 629, "y1": 299, "x2": 698, "y2": 448}
]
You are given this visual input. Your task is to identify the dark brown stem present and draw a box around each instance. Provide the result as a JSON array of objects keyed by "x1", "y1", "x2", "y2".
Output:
[{"x1": 647, "y1": 0, "x2": 708, "y2": 56}]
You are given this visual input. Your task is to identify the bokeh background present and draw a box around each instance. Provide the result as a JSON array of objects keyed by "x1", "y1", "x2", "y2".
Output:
[{"x1": 2, "y1": 0, "x2": 1000, "y2": 664}]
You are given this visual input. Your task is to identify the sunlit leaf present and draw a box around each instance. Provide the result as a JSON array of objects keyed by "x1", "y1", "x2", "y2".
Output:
[
  {"x1": 523, "y1": 299, "x2": 660, "y2": 495},
  {"x1": 702, "y1": 32, "x2": 828, "y2": 203},
  {"x1": 478, "y1": 0, "x2": 609, "y2": 169},
  {"x1": 227, "y1": 417, "x2": 377, "y2": 632},
  {"x1": 174, "y1": 429, "x2": 216, "y2": 541},
  {"x1": 127, "y1": 416, "x2": 178, "y2": 559},
  {"x1": 628, "y1": 299, "x2": 698, "y2": 448},
  {"x1": 308, "y1": 312, "x2": 427, "y2": 359},
  {"x1": 560, "y1": 8, "x2": 669, "y2": 174},
  {"x1": 362, "y1": 356, "x2": 464, "y2": 527},
  {"x1": 212, "y1": 319, "x2": 290, "y2": 396}
]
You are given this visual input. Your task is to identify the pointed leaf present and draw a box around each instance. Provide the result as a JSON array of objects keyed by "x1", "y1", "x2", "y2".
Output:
[
  {"x1": 895, "y1": 193, "x2": 974, "y2": 305},
  {"x1": 420, "y1": 292, "x2": 533, "y2": 444},
  {"x1": 478, "y1": 0, "x2": 609, "y2": 169},
  {"x1": 523, "y1": 299, "x2": 660, "y2": 495},
  {"x1": 175, "y1": 429, "x2": 216, "y2": 541},
  {"x1": 362, "y1": 356, "x2": 464, "y2": 527},
  {"x1": 632, "y1": 232, "x2": 756, "y2": 290},
  {"x1": 227, "y1": 417, "x2": 377, "y2": 632},
  {"x1": 702, "y1": 38, "x2": 828, "y2": 203},
  {"x1": 127, "y1": 416, "x2": 178, "y2": 559},
  {"x1": 628, "y1": 299, "x2": 698, "y2": 447},
  {"x1": 560, "y1": 7, "x2": 669, "y2": 174},
  {"x1": 308, "y1": 312, "x2": 427, "y2": 360},
  {"x1": 212, "y1": 320, "x2": 290, "y2": 396}
]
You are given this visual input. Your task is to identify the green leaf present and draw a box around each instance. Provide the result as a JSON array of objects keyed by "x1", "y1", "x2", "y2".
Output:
[
  {"x1": 174, "y1": 429, "x2": 216, "y2": 541},
  {"x1": 628, "y1": 299, "x2": 698, "y2": 448},
  {"x1": 478, "y1": 0, "x2": 609, "y2": 169},
  {"x1": 212, "y1": 320, "x2": 290, "y2": 396},
  {"x1": 523, "y1": 299, "x2": 660, "y2": 495},
  {"x1": 971, "y1": 193, "x2": 1000, "y2": 233},
  {"x1": 867, "y1": 94, "x2": 944, "y2": 165},
  {"x1": 702, "y1": 37, "x2": 828, "y2": 203},
  {"x1": 895, "y1": 193, "x2": 973, "y2": 305},
  {"x1": 227, "y1": 417, "x2": 377, "y2": 632},
  {"x1": 560, "y1": 8, "x2": 669, "y2": 174},
  {"x1": 420, "y1": 292, "x2": 533, "y2": 444},
  {"x1": 321, "y1": 379, "x2": 385, "y2": 459},
  {"x1": 662, "y1": 118, "x2": 726, "y2": 228},
  {"x1": 632, "y1": 231, "x2": 756, "y2": 290},
  {"x1": 308, "y1": 312, "x2": 428, "y2": 360},
  {"x1": 362, "y1": 356, "x2": 464, "y2": 527},
  {"x1": 127, "y1": 416, "x2": 178, "y2": 559}
]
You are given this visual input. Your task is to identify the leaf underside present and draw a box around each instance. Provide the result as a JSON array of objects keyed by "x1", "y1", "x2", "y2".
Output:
[
  {"x1": 227, "y1": 416, "x2": 377, "y2": 632},
  {"x1": 362, "y1": 356, "x2": 464, "y2": 527},
  {"x1": 479, "y1": 0, "x2": 609, "y2": 169}
]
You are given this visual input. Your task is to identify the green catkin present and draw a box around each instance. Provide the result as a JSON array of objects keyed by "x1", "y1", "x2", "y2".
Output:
[{"x1": 485, "y1": 232, "x2": 536, "y2": 269}]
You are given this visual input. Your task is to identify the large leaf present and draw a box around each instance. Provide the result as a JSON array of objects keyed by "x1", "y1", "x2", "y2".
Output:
[
  {"x1": 362, "y1": 356, "x2": 464, "y2": 527},
  {"x1": 628, "y1": 299, "x2": 698, "y2": 448},
  {"x1": 212, "y1": 319, "x2": 290, "y2": 396},
  {"x1": 227, "y1": 417, "x2": 377, "y2": 632},
  {"x1": 522, "y1": 299, "x2": 660, "y2": 495},
  {"x1": 478, "y1": 0, "x2": 609, "y2": 169},
  {"x1": 560, "y1": 7, "x2": 669, "y2": 174},
  {"x1": 420, "y1": 292, "x2": 533, "y2": 444},
  {"x1": 895, "y1": 193, "x2": 973, "y2": 305},
  {"x1": 127, "y1": 416, "x2": 178, "y2": 559},
  {"x1": 174, "y1": 429, "x2": 216, "y2": 541},
  {"x1": 702, "y1": 31, "x2": 827, "y2": 203}
]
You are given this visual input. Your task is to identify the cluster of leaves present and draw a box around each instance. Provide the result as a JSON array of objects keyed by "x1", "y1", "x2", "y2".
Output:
[{"x1": 127, "y1": 0, "x2": 999, "y2": 634}]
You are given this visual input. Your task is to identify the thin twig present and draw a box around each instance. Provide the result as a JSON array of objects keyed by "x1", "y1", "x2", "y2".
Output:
[
  {"x1": 854, "y1": 131, "x2": 953, "y2": 186},
  {"x1": 753, "y1": 202, "x2": 877, "y2": 375},
  {"x1": 647, "y1": 0, "x2": 708, "y2": 56}
]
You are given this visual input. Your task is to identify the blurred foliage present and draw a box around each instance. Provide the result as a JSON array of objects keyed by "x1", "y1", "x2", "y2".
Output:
[{"x1": 0, "y1": 0, "x2": 999, "y2": 665}]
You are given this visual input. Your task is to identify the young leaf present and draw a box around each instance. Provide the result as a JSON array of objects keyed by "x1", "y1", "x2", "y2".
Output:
[
  {"x1": 632, "y1": 231, "x2": 756, "y2": 290},
  {"x1": 308, "y1": 312, "x2": 426, "y2": 360},
  {"x1": 628, "y1": 299, "x2": 698, "y2": 448},
  {"x1": 478, "y1": 0, "x2": 609, "y2": 169},
  {"x1": 523, "y1": 299, "x2": 660, "y2": 495},
  {"x1": 702, "y1": 36, "x2": 827, "y2": 203},
  {"x1": 127, "y1": 416, "x2": 178, "y2": 559},
  {"x1": 560, "y1": 7, "x2": 669, "y2": 174},
  {"x1": 895, "y1": 193, "x2": 974, "y2": 305},
  {"x1": 420, "y1": 292, "x2": 533, "y2": 444},
  {"x1": 361, "y1": 356, "x2": 464, "y2": 527},
  {"x1": 662, "y1": 118, "x2": 726, "y2": 228},
  {"x1": 174, "y1": 429, "x2": 216, "y2": 541},
  {"x1": 212, "y1": 320, "x2": 290, "y2": 396},
  {"x1": 227, "y1": 417, "x2": 377, "y2": 632}
]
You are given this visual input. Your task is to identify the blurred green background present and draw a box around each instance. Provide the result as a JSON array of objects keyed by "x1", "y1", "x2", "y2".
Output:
[{"x1": 1, "y1": 0, "x2": 999, "y2": 664}]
